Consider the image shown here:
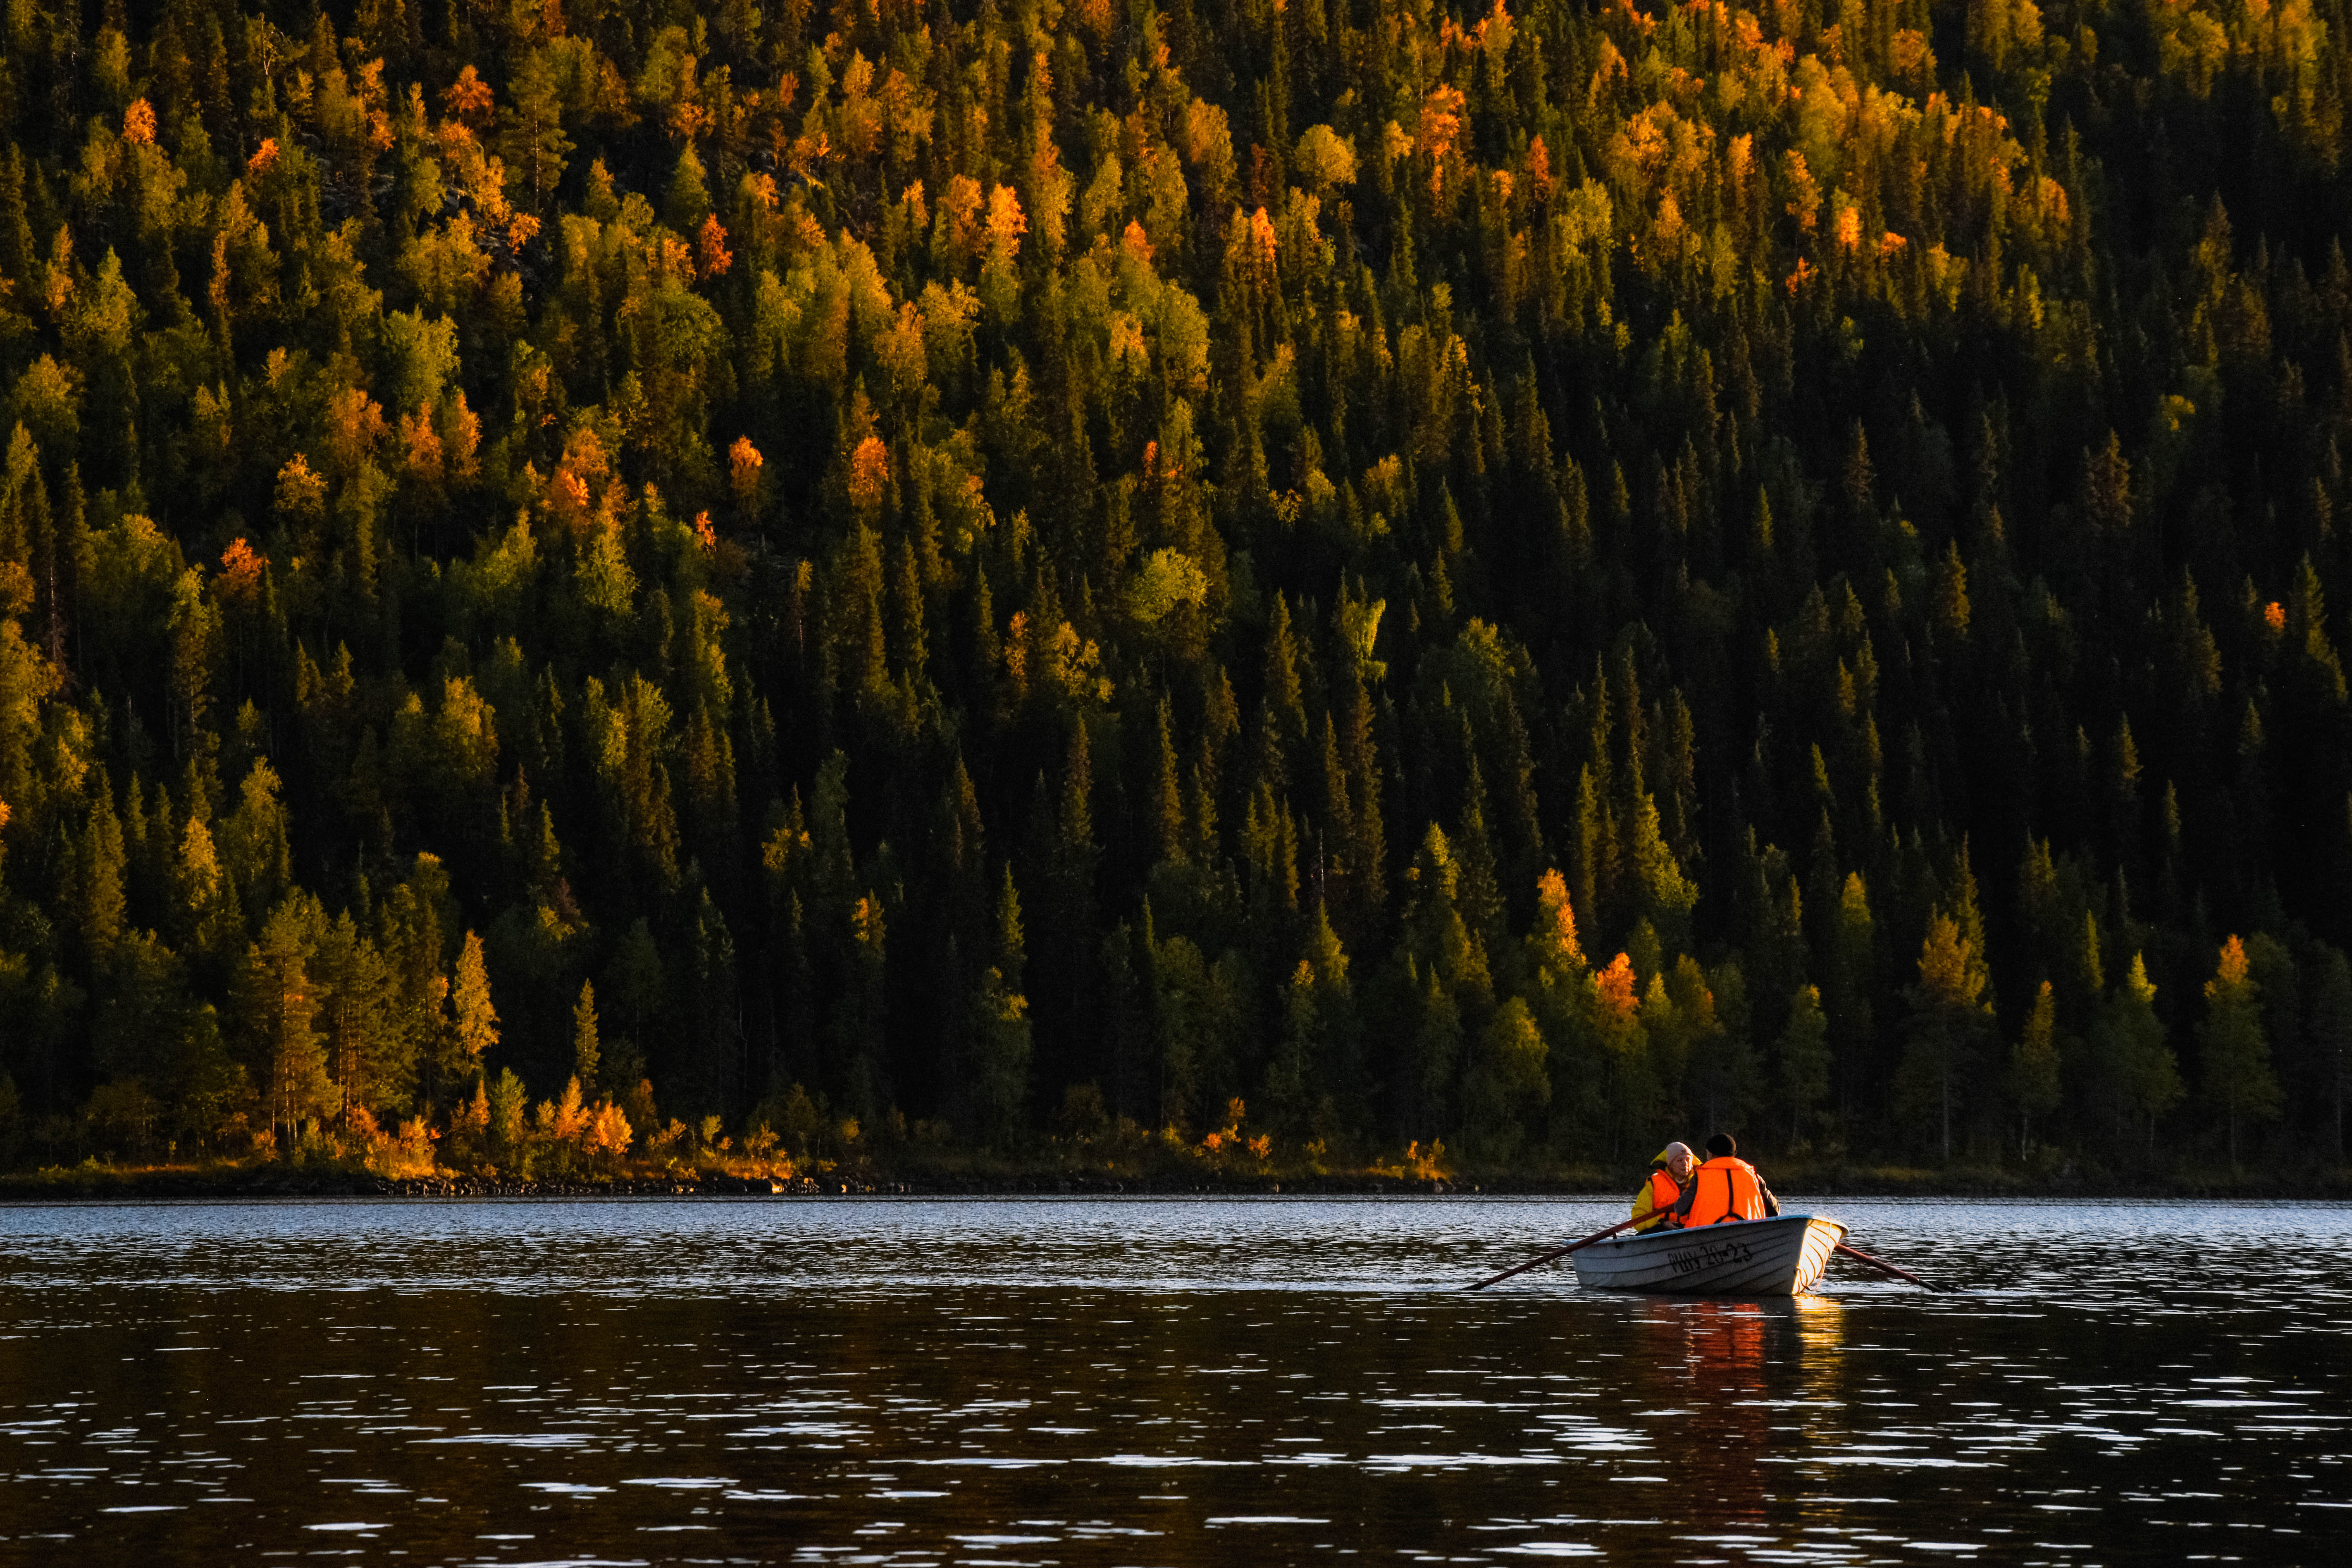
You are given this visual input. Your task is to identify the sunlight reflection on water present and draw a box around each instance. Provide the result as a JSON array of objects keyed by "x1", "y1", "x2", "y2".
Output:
[{"x1": 0, "y1": 1196, "x2": 2345, "y2": 1564}]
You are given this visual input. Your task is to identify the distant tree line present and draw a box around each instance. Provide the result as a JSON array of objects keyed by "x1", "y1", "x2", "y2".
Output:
[{"x1": 0, "y1": 0, "x2": 2348, "y2": 1177}]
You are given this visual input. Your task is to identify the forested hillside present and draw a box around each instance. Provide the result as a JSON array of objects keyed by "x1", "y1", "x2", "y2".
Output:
[{"x1": 2, "y1": 0, "x2": 2348, "y2": 1181}]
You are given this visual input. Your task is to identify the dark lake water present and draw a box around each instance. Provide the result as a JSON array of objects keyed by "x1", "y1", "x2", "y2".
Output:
[{"x1": 0, "y1": 1197, "x2": 2345, "y2": 1565}]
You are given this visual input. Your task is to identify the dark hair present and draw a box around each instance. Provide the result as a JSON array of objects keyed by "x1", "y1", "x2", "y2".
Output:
[{"x1": 1705, "y1": 1133, "x2": 1736, "y2": 1157}]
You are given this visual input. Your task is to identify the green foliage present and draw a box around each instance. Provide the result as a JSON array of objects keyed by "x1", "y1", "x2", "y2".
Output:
[
  {"x1": 239, "y1": 898, "x2": 335, "y2": 1145},
  {"x1": 1776, "y1": 985, "x2": 1832, "y2": 1153},
  {"x1": 0, "y1": 0, "x2": 2346, "y2": 1183},
  {"x1": 572, "y1": 981, "x2": 601, "y2": 1091},
  {"x1": 1897, "y1": 912, "x2": 1994, "y2": 1160},
  {"x1": 2090, "y1": 955, "x2": 2186, "y2": 1161}
]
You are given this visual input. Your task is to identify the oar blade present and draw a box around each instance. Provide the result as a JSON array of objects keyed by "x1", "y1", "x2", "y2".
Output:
[
  {"x1": 1833, "y1": 1240, "x2": 1939, "y2": 1293},
  {"x1": 1466, "y1": 1217, "x2": 1639, "y2": 1291}
]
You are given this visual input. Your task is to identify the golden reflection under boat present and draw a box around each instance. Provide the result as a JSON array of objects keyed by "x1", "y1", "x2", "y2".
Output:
[{"x1": 1610, "y1": 1294, "x2": 1851, "y2": 1527}]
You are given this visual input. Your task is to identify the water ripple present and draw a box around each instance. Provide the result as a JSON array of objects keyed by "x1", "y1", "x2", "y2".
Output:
[{"x1": 0, "y1": 1196, "x2": 2345, "y2": 1563}]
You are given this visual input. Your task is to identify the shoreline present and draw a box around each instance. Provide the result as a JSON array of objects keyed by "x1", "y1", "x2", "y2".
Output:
[{"x1": 2, "y1": 1165, "x2": 2345, "y2": 1202}]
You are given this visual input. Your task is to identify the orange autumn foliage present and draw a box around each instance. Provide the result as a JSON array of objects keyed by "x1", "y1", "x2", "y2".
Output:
[
  {"x1": 442, "y1": 65, "x2": 494, "y2": 125},
  {"x1": 1593, "y1": 952, "x2": 1640, "y2": 1021},
  {"x1": 218, "y1": 538, "x2": 267, "y2": 602},
  {"x1": 697, "y1": 214, "x2": 733, "y2": 279},
  {"x1": 730, "y1": 437, "x2": 764, "y2": 504},
  {"x1": 849, "y1": 435, "x2": 892, "y2": 513}
]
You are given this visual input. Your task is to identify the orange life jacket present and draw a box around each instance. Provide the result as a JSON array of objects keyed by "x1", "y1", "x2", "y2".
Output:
[
  {"x1": 1683, "y1": 1156, "x2": 1767, "y2": 1225},
  {"x1": 1633, "y1": 1168, "x2": 1682, "y2": 1231}
]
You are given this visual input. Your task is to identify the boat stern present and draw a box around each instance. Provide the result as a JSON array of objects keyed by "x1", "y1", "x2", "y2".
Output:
[{"x1": 1571, "y1": 1212, "x2": 1848, "y2": 1296}]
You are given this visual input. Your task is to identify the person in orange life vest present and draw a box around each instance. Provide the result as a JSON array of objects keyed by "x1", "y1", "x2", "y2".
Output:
[
  {"x1": 1668, "y1": 1133, "x2": 1781, "y2": 1226},
  {"x1": 1632, "y1": 1142, "x2": 1695, "y2": 1232}
]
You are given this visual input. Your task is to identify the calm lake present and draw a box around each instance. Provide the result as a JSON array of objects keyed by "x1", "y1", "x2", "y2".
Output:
[{"x1": 0, "y1": 1197, "x2": 2345, "y2": 1564}]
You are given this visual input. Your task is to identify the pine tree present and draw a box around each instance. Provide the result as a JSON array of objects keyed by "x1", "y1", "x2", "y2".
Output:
[
  {"x1": 476, "y1": 1068, "x2": 522, "y2": 1160},
  {"x1": 1264, "y1": 900, "x2": 1358, "y2": 1144},
  {"x1": 1057, "y1": 720, "x2": 1096, "y2": 886},
  {"x1": 2199, "y1": 936, "x2": 2283, "y2": 1167},
  {"x1": 1152, "y1": 697, "x2": 1187, "y2": 867},
  {"x1": 74, "y1": 776, "x2": 127, "y2": 960},
  {"x1": 843, "y1": 886, "x2": 891, "y2": 1120},
  {"x1": 1339, "y1": 666, "x2": 1385, "y2": 930},
  {"x1": 1683, "y1": 958, "x2": 1757, "y2": 1138},
  {"x1": 890, "y1": 536, "x2": 928, "y2": 691},
  {"x1": 1455, "y1": 759, "x2": 1505, "y2": 953},
  {"x1": 606, "y1": 918, "x2": 665, "y2": 1077},
  {"x1": 497, "y1": 48, "x2": 572, "y2": 214},
  {"x1": 971, "y1": 865, "x2": 1032, "y2": 1144},
  {"x1": 665, "y1": 142, "x2": 714, "y2": 232},
  {"x1": 314, "y1": 911, "x2": 396, "y2": 1123},
  {"x1": 1462, "y1": 996, "x2": 1549, "y2": 1159},
  {"x1": 2090, "y1": 955, "x2": 2183, "y2": 1162},
  {"x1": 2310, "y1": 948, "x2": 2352, "y2": 1162},
  {"x1": 381, "y1": 858, "x2": 454, "y2": 1112},
  {"x1": 1263, "y1": 594, "x2": 1305, "y2": 745},
  {"x1": 1586, "y1": 950, "x2": 1652, "y2": 1161},
  {"x1": 688, "y1": 888, "x2": 742, "y2": 1114},
  {"x1": 172, "y1": 814, "x2": 239, "y2": 960},
  {"x1": 243, "y1": 900, "x2": 332, "y2": 1146},
  {"x1": 0, "y1": 146, "x2": 35, "y2": 291},
  {"x1": 573, "y1": 980, "x2": 602, "y2": 1091},
  {"x1": 1777, "y1": 984, "x2": 1832, "y2": 1150},
  {"x1": 1897, "y1": 913, "x2": 1993, "y2": 1161},
  {"x1": 1627, "y1": 788, "x2": 1698, "y2": 957},
  {"x1": 1266, "y1": 955, "x2": 1321, "y2": 1138},
  {"x1": 1572, "y1": 765, "x2": 1612, "y2": 943},
  {"x1": 220, "y1": 758, "x2": 293, "y2": 922},
  {"x1": 1827, "y1": 871, "x2": 1877, "y2": 1096},
  {"x1": 1523, "y1": 868, "x2": 1587, "y2": 981},
  {"x1": 450, "y1": 930, "x2": 499, "y2": 1088},
  {"x1": 2007, "y1": 981, "x2": 2063, "y2": 1158}
]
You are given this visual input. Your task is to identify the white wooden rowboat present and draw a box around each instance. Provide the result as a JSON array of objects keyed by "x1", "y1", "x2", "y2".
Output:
[{"x1": 1570, "y1": 1213, "x2": 1847, "y2": 1295}]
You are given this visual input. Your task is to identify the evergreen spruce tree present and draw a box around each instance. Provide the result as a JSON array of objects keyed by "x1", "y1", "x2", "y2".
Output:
[
  {"x1": 2198, "y1": 937, "x2": 2283, "y2": 1168},
  {"x1": 2090, "y1": 955, "x2": 2184, "y2": 1163},
  {"x1": 573, "y1": 981, "x2": 602, "y2": 1092},
  {"x1": 450, "y1": 931, "x2": 499, "y2": 1090},
  {"x1": 242, "y1": 901, "x2": 332, "y2": 1147},
  {"x1": 1777, "y1": 984, "x2": 1832, "y2": 1151},
  {"x1": 1897, "y1": 913, "x2": 1994, "y2": 1162},
  {"x1": 971, "y1": 865, "x2": 1033, "y2": 1146},
  {"x1": 2007, "y1": 982, "x2": 2064, "y2": 1159},
  {"x1": 2310, "y1": 949, "x2": 2352, "y2": 1162}
]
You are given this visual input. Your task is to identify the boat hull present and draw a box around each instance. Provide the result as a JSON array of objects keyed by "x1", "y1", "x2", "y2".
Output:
[{"x1": 1570, "y1": 1213, "x2": 1847, "y2": 1295}]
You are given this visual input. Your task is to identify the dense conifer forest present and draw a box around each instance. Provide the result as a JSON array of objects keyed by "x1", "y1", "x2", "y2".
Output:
[{"x1": 1, "y1": 0, "x2": 2348, "y2": 1184}]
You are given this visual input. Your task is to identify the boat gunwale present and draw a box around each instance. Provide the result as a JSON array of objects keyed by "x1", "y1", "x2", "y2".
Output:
[{"x1": 1585, "y1": 1211, "x2": 1845, "y2": 1253}]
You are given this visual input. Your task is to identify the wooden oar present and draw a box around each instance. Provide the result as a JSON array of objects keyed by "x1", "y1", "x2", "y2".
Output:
[
  {"x1": 1834, "y1": 1239, "x2": 1939, "y2": 1292},
  {"x1": 1467, "y1": 1217, "x2": 1641, "y2": 1290}
]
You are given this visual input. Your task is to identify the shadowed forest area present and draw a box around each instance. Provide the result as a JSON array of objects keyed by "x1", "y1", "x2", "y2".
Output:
[{"x1": 2, "y1": 0, "x2": 2350, "y2": 1188}]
